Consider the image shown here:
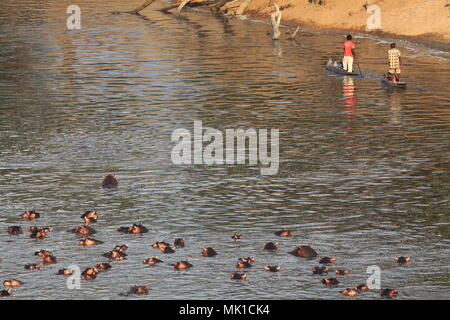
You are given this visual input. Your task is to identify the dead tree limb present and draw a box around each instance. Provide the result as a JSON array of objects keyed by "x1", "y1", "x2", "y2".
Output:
[
  {"x1": 287, "y1": 26, "x2": 300, "y2": 40},
  {"x1": 132, "y1": 0, "x2": 158, "y2": 13},
  {"x1": 159, "y1": 0, "x2": 220, "y2": 12},
  {"x1": 177, "y1": 0, "x2": 191, "y2": 13},
  {"x1": 271, "y1": 3, "x2": 282, "y2": 40},
  {"x1": 211, "y1": 0, "x2": 235, "y2": 13},
  {"x1": 235, "y1": 0, "x2": 252, "y2": 15}
]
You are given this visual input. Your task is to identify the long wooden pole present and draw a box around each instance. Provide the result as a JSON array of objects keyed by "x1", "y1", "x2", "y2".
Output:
[{"x1": 357, "y1": 61, "x2": 363, "y2": 78}]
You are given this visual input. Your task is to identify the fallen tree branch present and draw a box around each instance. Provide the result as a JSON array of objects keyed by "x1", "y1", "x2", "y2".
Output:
[
  {"x1": 159, "y1": 0, "x2": 218, "y2": 12},
  {"x1": 235, "y1": 0, "x2": 252, "y2": 15},
  {"x1": 211, "y1": 0, "x2": 236, "y2": 13},
  {"x1": 287, "y1": 26, "x2": 300, "y2": 40},
  {"x1": 177, "y1": 0, "x2": 191, "y2": 13},
  {"x1": 159, "y1": 0, "x2": 235, "y2": 12},
  {"x1": 132, "y1": 0, "x2": 158, "y2": 13}
]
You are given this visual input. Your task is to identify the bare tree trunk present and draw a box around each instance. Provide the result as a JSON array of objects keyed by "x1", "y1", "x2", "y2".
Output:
[
  {"x1": 235, "y1": 0, "x2": 252, "y2": 15},
  {"x1": 132, "y1": 0, "x2": 158, "y2": 13},
  {"x1": 271, "y1": 3, "x2": 282, "y2": 40}
]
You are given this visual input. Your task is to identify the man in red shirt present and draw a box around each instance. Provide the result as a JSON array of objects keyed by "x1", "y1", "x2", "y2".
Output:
[{"x1": 343, "y1": 35, "x2": 356, "y2": 73}]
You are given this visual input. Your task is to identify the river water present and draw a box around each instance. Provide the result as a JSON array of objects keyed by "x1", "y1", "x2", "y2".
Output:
[{"x1": 0, "y1": 0, "x2": 449, "y2": 300}]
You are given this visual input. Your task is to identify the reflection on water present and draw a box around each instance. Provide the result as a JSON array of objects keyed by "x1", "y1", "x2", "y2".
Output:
[
  {"x1": 387, "y1": 90, "x2": 403, "y2": 124},
  {"x1": 342, "y1": 76, "x2": 356, "y2": 119},
  {"x1": 0, "y1": 0, "x2": 449, "y2": 300}
]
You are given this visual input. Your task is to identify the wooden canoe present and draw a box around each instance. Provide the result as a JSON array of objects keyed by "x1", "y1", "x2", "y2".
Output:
[
  {"x1": 326, "y1": 61, "x2": 359, "y2": 76},
  {"x1": 381, "y1": 78, "x2": 406, "y2": 88}
]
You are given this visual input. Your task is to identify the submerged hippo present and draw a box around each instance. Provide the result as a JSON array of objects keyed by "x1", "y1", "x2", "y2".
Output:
[
  {"x1": 230, "y1": 272, "x2": 247, "y2": 280},
  {"x1": 381, "y1": 288, "x2": 398, "y2": 297},
  {"x1": 322, "y1": 277, "x2": 340, "y2": 286},
  {"x1": 95, "y1": 262, "x2": 112, "y2": 271},
  {"x1": 24, "y1": 264, "x2": 41, "y2": 270},
  {"x1": 40, "y1": 255, "x2": 57, "y2": 265},
  {"x1": 57, "y1": 269, "x2": 74, "y2": 276},
  {"x1": 274, "y1": 229, "x2": 293, "y2": 237},
  {"x1": 396, "y1": 256, "x2": 411, "y2": 264},
  {"x1": 143, "y1": 257, "x2": 164, "y2": 265},
  {"x1": 79, "y1": 237, "x2": 104, "y2": 246},
  {"x1": 202, "y1": 247, "x2": 217, "y2": 257},
  {"x1": 7, "y1": 226, "x2": 23, "y2": 235},
  {"x1": 103, "y1": 249, "x2": 127, "y2": 261},
  {"x1": 239, "y1": 257, "x2": 255, "y2": 263},
  {"x1": 21, "y1": 210, "x2": 40, "y2": 220},
  {"x1": 231, "y1": 233, "x2": 243, "y2": 240},
  {"x1": 81, "y1": 210, "x2": 98, "y2": 225},
  {"x1": 102, "y1": 175, "x2": 118, "y2": 189},
  {"x1": 263, "y1": 242, "x2": 279, "y2": 250},
  {"x1": 236, "y1": 261, "x2": 252, "y2": 269},
  {"x1": 264, "y1": 265, "x2": 281, "y2": 272},
  {"x1": 341, "y1": 288, "x2": 359, "y2": 296},
  {"x1": 319, "y1": 256, "x2": 336, "y2": 264},
  {"x1": 120, "y1": 285, "x2": 149, "y2": 296},
  {"x1": 69, "y1": 225, "x2": 97, "y2": 236},
  {"x1": 173, "y1": 238, "x2": 185, "y2": 248},
  {"x1": 117, "y1": 222, "x2": 148, "y2": 234},
  {"x1": 289, "y1": 245, "x2": 317, "y2": 258},
  {"x1": 171, "y1": 260, "x2": 193, "y2": 270},
  {"x1": 0, "y1": 288, "x2": 12, "y2": 297},
  {"x1": 3, "y1": 279, "x2": 23, "y2": 287},
  {"x1": 311, "y1": 266, "x2": 329, "y2": 275}
]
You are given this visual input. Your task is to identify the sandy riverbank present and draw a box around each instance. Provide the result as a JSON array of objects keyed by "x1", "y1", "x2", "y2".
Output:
[{"x1": 172, "y1": 0, "x2": 450, "y2": 49}]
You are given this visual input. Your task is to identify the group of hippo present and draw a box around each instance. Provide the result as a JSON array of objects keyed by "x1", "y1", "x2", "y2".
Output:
[{"x1": 1, "y1": 175, "x2": 405, "y2": 298}]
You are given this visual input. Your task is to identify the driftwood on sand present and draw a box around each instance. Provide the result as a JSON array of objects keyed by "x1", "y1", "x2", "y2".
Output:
[{"x1": 271, "y1": 3, "x2": 282, "y2": 40}]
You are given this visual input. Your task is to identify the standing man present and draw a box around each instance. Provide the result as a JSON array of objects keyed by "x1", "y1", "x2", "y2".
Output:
[
  {"x1": 343, "y1": 35, "x2": 356, "y2": 73},
  {"x1": 388, "y1": 43, "x2": 402, "y2": 81}
]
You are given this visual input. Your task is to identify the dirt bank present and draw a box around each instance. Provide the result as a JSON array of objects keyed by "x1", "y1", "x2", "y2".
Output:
[{"x1": 175, "y1": 0, "x2": 450, "y2": 48}]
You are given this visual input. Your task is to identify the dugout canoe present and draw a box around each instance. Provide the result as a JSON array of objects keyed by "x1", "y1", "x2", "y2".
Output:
[
  {"x1": 381, "y1": 78, "x2": 406, "y2": 88},
  {"x1": 326, "y1": 60, "x2": 359, "y2": 76}
]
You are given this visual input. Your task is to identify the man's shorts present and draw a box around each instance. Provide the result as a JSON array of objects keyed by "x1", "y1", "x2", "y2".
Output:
[{"x1": 389, "y1": 68, "x2": 401, "y2": 74}]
